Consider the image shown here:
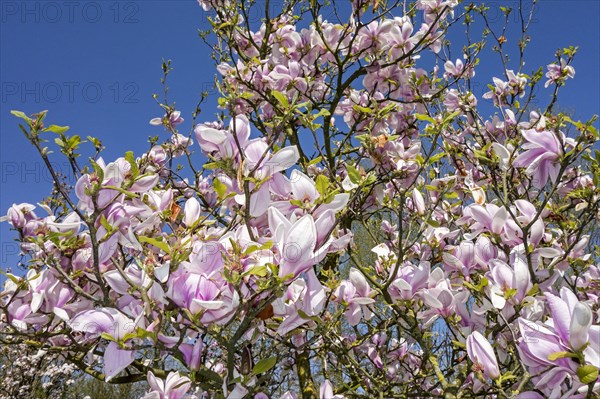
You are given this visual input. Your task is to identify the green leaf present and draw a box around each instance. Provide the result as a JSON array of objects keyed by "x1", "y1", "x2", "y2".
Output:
[
  {"x1": 452, "y1": 340, "x2": 466, "y2": 349},
  {"x1": 44, "y1": 124, "x2": 70, "y2": 134},
  {"x1": 260, "y1": 241, "x2": 274, "y2": 250},
  {"x1": 352, "y1": 105, "x2": 373, "y2": 114},
  {"x1": 138, "y1": 236, "x2": 171, "y2": 254},
  {"x1": 125, "y1": 151, "x2": 140, "y2": 179},
  {"x1": 0, "y1": 269, "x2": 22, "y2": 284},
  {"x1": 346, "y1": 165, "x2": 361, "y2": 184},
  {"x1": 99, "y1": 215, "x2": 113, "y2": 233},
  {"x1": 297, "y1": 309, "x2": 321, "y2": 323},
  {"x1": 214, "y1": 178, "x2": 227, "y2": 199},
  {"x1": 272, "y1": 90, "x2": 289, "y2": 107},
  {"x1": 90, "y1": 159, "x2": 104, "y2": 182},
  {"x1": 239, "y1": 92, "x2": 255, "y2": 100},
  {"x1": 203, "y1": 162, "x2": 220, "y2": 170},
  {"x1": 428, "y1": 152, "x2": 446, "y2": 164},
  {"x1": 355, "y1": 134, "x2": 371, "y2": 143},
  {"x1": 244, "y1": 265, "x2": 268, "y2": 277},
  {"x1": 526, "y1": 284, "x2": 539, "y2": 297},
  {"x1": 10, "y1": 110, "x2": 32, "y2": 123},
  {"x1": 314, "y1": 109, "x2": 331, "y2": 118},
  {"x1": 315, "y1": 175, "x2": 329, "y2": 196},
  {"x1": 426, "y1": 219, "x2": 441, "y2": 227},
  {"x1": 503, "y1": 287, "x2": 518, "y2": 300},
  {"x1": 87, "y1": 136, "x2": 102, "y2": 149},
  {"x1": 100, "y1": 332, "x2": 115, "y2": 342},
  {"x1": 307, "y1": 156, "x2": 322, "y2": 166},
  {"x1": 414, "y1": 113, "x2": 435, "y2": 123},
  {"x1": 477, "y1": 277, "x2": 489, "y2": 289},
  {"x1": 547, "y1": 351, "x2": 578, "y2": 361},
  {"x1": 244, "y1": 244, "x2": 261, "y2": 254},
  {"x1": 577, "y1": 364, "x2": 598, "y2": 384},
  {"x1": 442, "y1": 110, "x2": 461, "y2": 125},
  {"x1": 252, "y1": 356, "x2": 277, "y2": 375}
]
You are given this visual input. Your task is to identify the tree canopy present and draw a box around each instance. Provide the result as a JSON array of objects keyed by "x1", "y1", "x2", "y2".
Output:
[{"x1": 1, "y1": 1, "x2": 599, "y2": 398}]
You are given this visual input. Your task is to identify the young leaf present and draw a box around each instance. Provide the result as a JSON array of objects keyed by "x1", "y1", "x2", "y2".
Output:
[
  {"x1": 577, "y1": 365, "x2": 599, "y2": 384},
  {"x1": 316, "y1": 175, "x2": 329, "y2": 196},
  {"x1": 214, "y1": 178, "x2": 227, "y2": 199},
  {"x1": 125, "y1": 151, "x2": 140, "y2": 179},
  {"x1": 346, "y1": 165, "x2": 361, "y2": 184},
  {"x1": 272, "y1": 90, "x2": 289, "y2": 107},
  {"x1": 10, "y1": 110, "x2": 32, "y2": 123},
  {"x1": 252, "y1": 356, "x2": 277, "y2": 375},
  {"x1": 138, "y1": 236, "x2": 171, "y2": 254},
  {"x1": 44, "y1": 124, "x2": 70, "y2": 134}
]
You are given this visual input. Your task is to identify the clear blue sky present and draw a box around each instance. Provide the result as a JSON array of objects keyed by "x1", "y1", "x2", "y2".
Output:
[{"x1": 1, "y1": 1, "x2": 599, "y2": 276}]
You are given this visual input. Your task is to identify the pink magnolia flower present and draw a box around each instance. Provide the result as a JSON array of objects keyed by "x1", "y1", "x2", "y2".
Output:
[
  {"x1": 184, "y1": 197, "x2": 201, "y2": 228},
  {"x1": 268, "y1": 61, "x2": 308, "y2": 93},
  {"x1": 320, "y1": 380, "x2": 345, "y2": 399},
  {"x1": 143, "y1": 371, "x2": 191, "y2": 399},
  {"x1": 167, "y1": 271, "x2": 239, "y2": 325},
  {"x1": 194, "y1": 115, "x2": 251, "y2": 160},
  {"x1": 334, "y1": 268, "x2": 375, "y2": 326},
  {"x1": 1, "y1": 203, "x2": 37, "y2": 228},
  {"x1": 356, "y1": 20, "x2": 395, "y2": 52},
  {"x1": 443, "y1": 238, "x2": 495, "y2": 277},
  {"x1": 466, "y1": 331, "x2": 500, "y2": 380},
  {"x1": 104, "y1": 263, "x2": 167, "y2": 306},
  {"x1": 545, "y1": 59, "x2": 575, "y2": 88},
  {"x1": 460, "y1": 203, "x2": 510, "y2": 239},
  {"x1": 179, "y1": 339, "x2": 203, "y2": 371},
  {"x1": 483, "y1": 70, "x2": 527, "y2": 106},
  {"x1": 388, "y1": 261, "x2": 430, "y2": 301},
  {"x1": 443, "y1": 58, "x2": 474, "y2": 79},
  {"x1": 69, "y1": 308, "x2": 140, "y2": 380},
  {"x1": 388, "y1": 16, "x2": 418, "y2": 57},
  {"x1": 486, "y1": 250, "x2": 531, "y2": 310},
  {"x1": 513, "y1": 129, "x2": 566, "y2": 189},
  {"x1": 518, "y1": 288, "x2": 599, "y2": 394},
  {"x1": 273, "y1": 269, "x2": 325, "y2": 335},
  {"x1": 507, "y1": 200, "x2": 545, "y2": 246},
  {"x1": 268, "y1": 207, "x2": 328, "y2": 280},
  {"x1": 544, "y1": 289, "x2": 596, "y2": 353},
  {"x1": 149, "y1": 110, "x2": 184, "y2": 129}
]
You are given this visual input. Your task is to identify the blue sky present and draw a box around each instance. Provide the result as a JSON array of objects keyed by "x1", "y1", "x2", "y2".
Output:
[{"x1": 1, "y1": 1, "x2": 599, "y2": 276}]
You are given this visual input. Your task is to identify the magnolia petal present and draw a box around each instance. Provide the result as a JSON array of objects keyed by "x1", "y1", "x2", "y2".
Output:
[
  {"x1": 154, "y1": 262, "x2": 170, "y2": 283},
  {"x1": 191, "y1": 299, "x2": 226, "y2": 311},
  {"x1": 268, "y1": 206, "x2": 292, "y2": 246},
  {"x1": 320, "y1": 380, "x2": 334, "y2": 399},
  {"x1": 349, "y1": 268, "x2": 370, "y2": 297},
  {"x1": 196, "y1": 126, "x2": 227, "y2": 145},
  {"x1": 268, "y1": 146, "x2": 299, "y2": 175},
  {"x1": 466, "y1": 331, "x2": 500, "y2": 379},
  {"x1": 412, "y1": 188, "x2": 426, "y2": 215},
  {"x1": 184, "y1": 197, "x2": 201, "y2": 228},
  {"x1": 491, "y1": 143, "x2": 510, "y2": 171},
  {"x1": 570, "y1": 302, "x2": 592, "y2": 350},
  {"x1": 104, "y1": 341, "x2": 135, "y2": 381},
  {"x1": 544, "y1": 292, "x2": 572, "y2": 344},
  {"x1": 491, "y1": 207, "x2": 508, "y2": 234},
  {"x1": 280, "y1": 215, "x2": 316, "y2": 279}
]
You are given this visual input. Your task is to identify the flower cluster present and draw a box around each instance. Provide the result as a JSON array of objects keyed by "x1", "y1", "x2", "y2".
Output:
[{"x1": 1, "y1": 1, "x2": 599, "y2": 398}]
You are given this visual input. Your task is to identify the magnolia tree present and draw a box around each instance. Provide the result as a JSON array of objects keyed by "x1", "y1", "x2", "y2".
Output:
[
  {"x1": 0, "y1": 343, "x2": 78, "y2": 399},
  {"x1": 1, "y1": 0, "x2": 599, "y2": 398}
]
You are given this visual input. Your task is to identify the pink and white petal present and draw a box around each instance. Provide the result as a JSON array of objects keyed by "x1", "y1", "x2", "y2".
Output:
[{"x1": 104, "y1": 342, "x2": 136, "y2": 381}]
